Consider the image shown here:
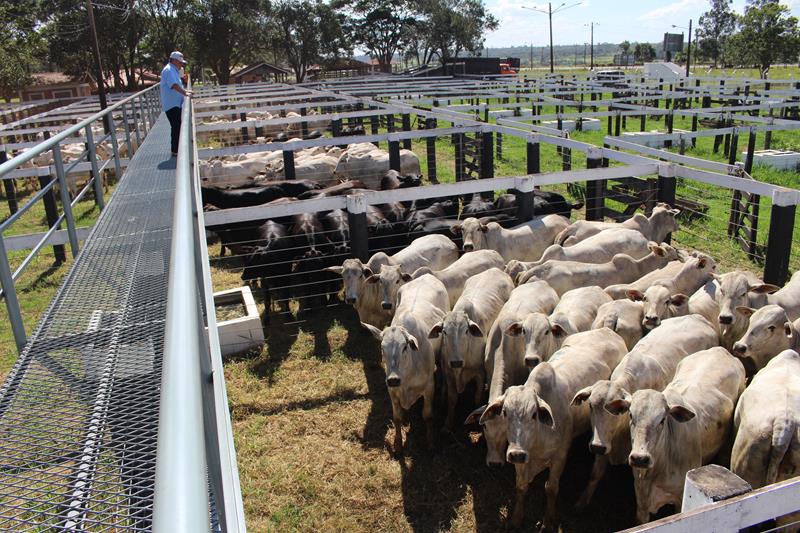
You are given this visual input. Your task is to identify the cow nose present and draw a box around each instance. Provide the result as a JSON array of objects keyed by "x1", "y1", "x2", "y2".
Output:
[
  {"x1": 589, "y1": 443, "x2": 607, "y2": 455},
  {"x1": 524, "y1": 356, "x2": 541, "y2": 368},
  {"x1": 732, "y1": 343, "x2": 747, "y2": 355},
  {"x1": 719, "y1": 315, "x2": 733, "y2": 325},
  {"x1": 382, "y1": 302, "x2": 393, "y2": 310},
  {"x1": 386, "y1": 375, "x2": 401, "y2": 388},
  {"x1": 629, "y1": 453, "x2": 651, "y2": 468},
  {"x1": 507, "y1": 449, "x2": 528, "y2": 464},
  {"x1": 463, "y1": 243, "x2": 474, "y2": 252},
  {"x1": 449, "y1": 360, "x2": 464, "y2": 369},
  {"x1": 345, "y1": 297, "x2": 356, "y2": 305}
]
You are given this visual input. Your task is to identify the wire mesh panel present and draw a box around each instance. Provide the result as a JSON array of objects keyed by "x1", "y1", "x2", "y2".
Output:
[{"x1": 0, "y1": 117, "x2": 207, "y2": 530}]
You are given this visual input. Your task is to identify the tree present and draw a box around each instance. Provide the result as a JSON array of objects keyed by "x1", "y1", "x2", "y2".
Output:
[
  {"x1": 696, "y1": 0, "x2": 737, "y2": 67},
  {"x1": 340, "y1": 0, "x2": 417, "y2": 73},
  {"x1": 269, "y1": 0, "x2": 350, "y2": 82},
  {"x1": 189, "y1": 0, "x2": 271, "y2": 85},
  {"x1": 634, "y1": 42, "x2": 656, "y2": 63},
  {"x1": 728, "y1": 0, "x2": 800, "y2": 78},
  {"x1": 619, "y1": 40, "x2": 631, "y2": 54},
  {"x1": 0, "y1": 0, "x2": 44, "y2": 101},
  {"x1": 421, "y1": 0, "x2": 498, "y2": 62}
]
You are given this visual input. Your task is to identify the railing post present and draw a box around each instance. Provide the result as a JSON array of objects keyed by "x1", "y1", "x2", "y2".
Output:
[
  {"x1": 124, "y1": 102, "x2": 140, "y2": 150},
  {"x1": 346, "y1": 194, "x2": 369, "y2": 262},
  {"x1": 106, "y1": 110, "x2": 123, "y2": 181},
  {"x1": 85, "y1": 125, "x2": 105, "y2": 211},
  {"x1": 658, "y1": 162, "x2": 677, "y2": 244},
  {"x1": 0, "y1": 235, "x2": 26, "y2": 352},
  {"x1": 515, "y1": 176, "x2": 535, "y2": 223},
  {"x1": 282, "y1": 150, "x2": 295, "y2": 181},
  {"x1": 52, "y1": 146, "x2": 80, "y2": 258},
  {"x1": 388, "y1": 138, "x2": 401, "y2": 172},
  {"x1": 480, "y1": 131, "x2": 494, "y2": 200},
  {"x1": 425, "y1": 118, "x2": 437, "y2": 184},
  {"x1": 401, "y1": 113, "x2": 411, "y2": 149},
  {"x1": 585, "y1": 147, "x2": 605, "y2": 221},
  {"x1": 139, "y1": 95, "x2": 149, "y2": 136},
  {"x1": 763, "y1": 191, "x2": 797, "y2": 286},
  {"x1": 527, "y1": 140, "x2": 540, "y2": 174}
]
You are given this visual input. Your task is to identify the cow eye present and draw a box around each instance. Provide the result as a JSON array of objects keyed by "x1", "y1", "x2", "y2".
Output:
[
  {"x1": 643, "y1": 297, "x2": 648, "y2": 302},
  {"x1": 502, "y1": 409, "x2": 507, "y2": 417},
  {"x1": 768, "y1": 325, "x2": 776, "y2": 332},
  {"x1": 659, "y1": 417, "x2": 665, "y2": 426},
  {"x1": 544, "y1": 330, "x2": 549, "y2": 336},
  {"x1": 395, "y1": 279, "x2": 400, "y2": 284}
]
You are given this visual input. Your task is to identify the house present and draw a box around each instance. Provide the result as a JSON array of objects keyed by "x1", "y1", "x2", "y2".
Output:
[
  {"x1": 19, "y1": 72, "x2": 92, "y2": 102},
  {"x1": 229, "y1": 62, "x2": 292, "y2": 84}
]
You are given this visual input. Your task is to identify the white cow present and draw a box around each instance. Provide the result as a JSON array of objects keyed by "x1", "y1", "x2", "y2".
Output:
[
  {"x1": 554, "y1": 203, "x2": 681, "y2": 246},
  {"x1": 362, "y1": 274, "x2": 450, "y2": 453},
  {"x1": 731, "y1": 350, "x2": 800, "y2": 492},
  {"x1": 732, "y1": 304, "x2": 800, "y2": 373},
  {"x1": 325, "y1": 258, "x2": 391, "y2": 329},
  {"x1": 429, "y1": 268, "x2": 513, "y2": 430},
  {"x1": 480, "y1": 328, "x2": 627, "y2": 529},
  {"x1": 453, "y1": 215, "x2": 570, "y2": 262},
  {"x1": 504, "y1": 286, "x2": 612, "y2": 368},
  {"x1": 531, "y1": 228, "x2": 653, "y2": 267},
  {"x1": 570, "y1": 314, "x2": 720, "y2": 508},
  {"x1": 605, "y1": 260, "x2": 686, "y2": 300},
  {"x1": 464, "y1": 281, "x2": 559, "y2": 466},
  {"x1": 515, "y1": 242, "x2": 678, "y2": 293},
  {"x1": 625, "y1": 347, "x2": 745, "y2": 524},
  {"x1": 592, "y1": 299, "x2": 646, "y2": 350},
  {"x1": 411, "y1": 249, "x2": 505, "y2": 307},
  {"x1": 767, "y1": 270, "x2": 800, "y2": 321},
  {"x1": 333, "y1": 142, "x2": 420, "y2": 189}
]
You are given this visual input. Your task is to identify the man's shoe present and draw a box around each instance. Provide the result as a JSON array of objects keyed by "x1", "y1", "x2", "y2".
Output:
[{"x1": 171, "y1": 152, "x2": 178, "y2": 157}]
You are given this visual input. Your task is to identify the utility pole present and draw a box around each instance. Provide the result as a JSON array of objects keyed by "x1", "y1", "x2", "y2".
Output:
[
  {"x1": 530, "y1": 43, "x2": 533, "y2": 69},
  {"x1": 673, "y1": 20, "x2": 693, "y2": 76},
  {"x1": 585, "y1": 22, "x2": 596, "y2": 70},
  {"x1": 523, "y1": 2, "x2": 582, "y2": 74},
  {"x1": 86, "y1": 0, "x2": 110, "y2": 133}
]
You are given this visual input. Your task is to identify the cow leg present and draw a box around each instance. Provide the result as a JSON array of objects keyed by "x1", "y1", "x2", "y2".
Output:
[
  {"x1": 423, "y1": 379, "x2": 436, "y2": 450},
  {"x1": 474, "y1": 370, "x2": 485, "y2": 405},
  {"x1": 511, "y1": 461, "x2": 545, "y2": 529},
  {"x1": 575, "y1": 454, "x2": 608, "y2": 510},
  {"x1": 540, "y1": 455, "x2": 567, "y2": 531},
  {"x1": 443, "y1": 369, "x2": 458, "y2": 432},
  {"x1": 633, "y1": 476, "x2": 652, "y2": 525},
  {"x1": 389, "y1": 394, "x2": 404, "y2": 456}
]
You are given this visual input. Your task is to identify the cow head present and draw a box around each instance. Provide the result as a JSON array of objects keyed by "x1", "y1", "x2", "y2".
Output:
[
  {"x1": 572, "y1": 380, "x2": 632, "y2": 457},
  {"x1": 649, "y1": 203, "x2": 682, "y2": 242},
  {"x1": 465, "y1": 401, "x2": 508, "y2": 467},
  {"x1": 362, "y1": 323, "x2": 419, "y2": 389},
  {"x1": 732, "y1": 305, "x2": 795, "y2": 374},
  {"x1": 504, "y1": 312, "x2": 573, "y2": 368},
  {"x1": 627, "y1": 389, "x2": 695, "y2": 470},
  {"x1": 325, "y1": 258, "x2": 372, "y2": 305},
  {"x1": 716, "y1": 271, "x2": 778, "y2": 331},
  {"x1": 429, "y1": 310, "x2": 484, "y2": 393},
  {"x1": 629, "y1": 285, "x2": 688, "y2": 330},
  {"x1": 366, "y1": 264, "x2": 412, "y2": 311},
  {"x1": 459, "y1": 217, "x2": 490, "y2": 252}
]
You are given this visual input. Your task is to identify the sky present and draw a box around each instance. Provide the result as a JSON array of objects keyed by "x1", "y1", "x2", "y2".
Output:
[{"x1": 483, "y1": 0, "x2": 800, "y2": 48}]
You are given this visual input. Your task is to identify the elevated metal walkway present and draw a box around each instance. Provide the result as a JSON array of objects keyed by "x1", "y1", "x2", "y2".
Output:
[{"x1": 0, "y1": 116, "x2": 190, "y2": 530}]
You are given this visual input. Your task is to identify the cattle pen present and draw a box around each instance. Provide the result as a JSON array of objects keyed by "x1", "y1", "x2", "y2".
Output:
[{"x1": 0, "y1": 72, "x2": 799, "y2": 531}]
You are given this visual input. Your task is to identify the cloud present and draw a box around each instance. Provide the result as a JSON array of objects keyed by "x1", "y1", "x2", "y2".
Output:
[{"x1": 638, "y1": 0, "x2": 695, "y2": 23}]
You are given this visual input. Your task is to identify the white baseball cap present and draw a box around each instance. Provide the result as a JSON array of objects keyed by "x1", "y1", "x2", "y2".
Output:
[{"x1": 169, "y1": 51, "x2": 187, "y2": 64}]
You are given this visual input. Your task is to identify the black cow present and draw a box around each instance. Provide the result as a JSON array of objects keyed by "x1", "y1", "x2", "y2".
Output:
[
  {"x1": 462, "y1": 193, "x2": 494, "y2": 218},
  {"x1": 322, "y1": 209, "x2": 350, "y2": 256},
  {"x1": 202, "y1": 180, "x2": 322, "y2": 209}
]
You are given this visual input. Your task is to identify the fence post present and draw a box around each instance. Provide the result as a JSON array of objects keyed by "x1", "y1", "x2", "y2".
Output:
[
  {"x1": 744, "y1": 129, "x2": 757, "y2": 174},
  {"x1": 299, "y1": 107, "x2": 309, "y2": 138},
  {"x1": 585, "y1": 147, "x2": 605, "y2": 221},
  {"x1": 658, "y1": 162, "x2": 677, "y2": 244},
  {"x1": 454, "y1": 133, "x2": 464, "y2": 182},
  {"x1": 52, "y1": 145, "x2": 79, "y2": 258},
  {"x1": 515, "y1": 176, "x2": 535, "y2": 224},
  {"x1": 282, "y1": 150, "x2": 295, "y2": 181},
  {"x1": 331, "y1": 118, "x2": 342, "y2": 137},
  {"x1": 763, "y1": 192, "x2": 797, "y2": 286},
  {"x1": 425, "y1": 118, "x2": 437, "y2": 184},
  {"x1": 346, "y1": 194, "x2": 369, "y2": 262},
  {"x1": 480, "y1": 131, "x2": 494, "y2": 200},
  {"x1": 0, "y1": 235, "x2": 26, "y2": 352},
  {"x1": 388, "y1": 139, "x2": 401, "y2": 172},
  {"x1": 85, "y1": 125, "x2": 105, "y2": 211},
  {"x1": 496, "y1": 131, "x2": 503, "y2": 161},
  {"x1": 39, "y1": 138, "x2": 66, "y2": 262},
  {"x1": 370, "y1": 115, "x2": 379, "y2": 147},
  {"x1": 401, "y1": 114, "x2": 411, "y2": 149},
  {"x1": 691, "y1": 114, "x2": 698, "y2": 148},
  {"x1": 527, "y1": 140, "x2": 540, "y2": 174},
  {"x1": 0, "y1": 151, "x2": 18, "y2": 214}
]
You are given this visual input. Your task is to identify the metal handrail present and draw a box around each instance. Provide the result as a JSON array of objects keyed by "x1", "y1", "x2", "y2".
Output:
[{"x1": 152, "y1": 88, "x2": 213, "y2": 532}]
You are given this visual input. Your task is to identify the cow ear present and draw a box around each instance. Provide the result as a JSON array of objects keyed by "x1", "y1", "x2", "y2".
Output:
[
  {"x1": 428, "y1": 322, "x2": 443, "y2": 339},
  {"x1": 479, "y1": 396, "x2": 505, "y2": 425},
  {"x1": 325, "y1": 265, "x2": 343, "y2": 274},
  {"x1": 670, "y1": 293, "x2": 689, "y2": 307},
  {"x1": 504, "y1": 322, "x2": 523, "y2": 337},
  {"x1": 735, "y1": 306, "x2": 756, "y2": 317},
  {"x1": 401, "y1": 272, "x2": 413, "y2": 282},
  {"x1": 626, "y1": 289, "x2": 644, "y2": 302},
  {"x1": 406, "y1": 334, "x2": 419, "y2": 351},
  {"x1": 551, "y1": 323, "x2": 567, "y2": 337},
  {"x1": 361, "y1": 322, "x2": 383, "y2": 341},
  {"x1": 750, "y1": 283, "x2": 780, "y2": 295},
  {"x1": 785, "y1": 321, "x2": 793, "y2": 339},
  {"x1": 697, "y1": 257, "x2": 707, "y2": 268},
  {"x1": 711, "y1": 273, "x2": 722, "y2": 283},
  {"x1": 668, "y1": 208, "x2": 681, "y2": 216},
  {"x1": 668, "y1": 404, "x2": 696, "y2": 423},
  {"x1": 362, "y1": 267, "x2": 373, "y2": 278},
  {"x1": 450, "y1": 224, "x2": 462, "y2": 236},
  {"x1": 535, "y1": 398, "x2": 555, "y2": 428},
  {"x1": 649, "y1": 243, "x2": 665, "y2": 257},
  {"x1": 571, "y1": 386, "x2": 593, "y2": 406},
  {"x1": 604, "y1": 394, "x2": 631, "y2": 416},
  {"x1": 467, "y1": 320, "x2": 484, "y2": 337},
  {"x1": 366, "y1": 274, "x2": 380, "y2": 284},
  {"x1": 479, "y1": 223, "x2": 489, "y2": 233},
  {"x1": 464, "y1": 404, "x2": 487, "y2": 425}
]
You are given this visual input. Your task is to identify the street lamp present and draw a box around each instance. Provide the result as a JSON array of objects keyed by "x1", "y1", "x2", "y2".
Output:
[
  {"x1": 522, "y1": 2, "x2": 583, "y2": 73},
  {"x1": 672, "y1": 20, "x2": 693, "y2": 77},
  {"x1": 584, "y1": 22, "x2": 598, "y2": 70}
]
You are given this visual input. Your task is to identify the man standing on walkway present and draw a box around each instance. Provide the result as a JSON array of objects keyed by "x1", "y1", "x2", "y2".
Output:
[{"x1": 160, "y1": 51, "x2": 192, "y2": 156}]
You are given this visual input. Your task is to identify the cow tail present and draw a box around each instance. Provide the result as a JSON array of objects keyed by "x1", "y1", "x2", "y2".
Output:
[{"x1": 766, "y1": 416, "x2": 795, "y2": 485}]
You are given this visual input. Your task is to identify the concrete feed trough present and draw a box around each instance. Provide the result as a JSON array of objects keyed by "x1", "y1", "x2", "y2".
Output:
[
  {"x1": 212, "y1": 286, "x2": 264, "y2": 356},
  {"x1": 747, "y1": 149, "x2": 800, "y2": 171}
]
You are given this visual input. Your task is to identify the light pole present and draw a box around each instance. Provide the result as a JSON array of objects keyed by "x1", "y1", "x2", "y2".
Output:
[
  {"x1": 523, "y1": 2, "x2": 583, "y2": 73},
  {"x1": 584, "y1": 22, "x2": 597, "y2": 70},
  {"x1": 672, "y1": 20, "x2": 693, "y2": 76}
]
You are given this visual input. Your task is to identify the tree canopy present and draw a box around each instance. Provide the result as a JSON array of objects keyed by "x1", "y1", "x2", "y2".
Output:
[
  {"x1": 696, "y1": 0, "x2": 737, "y2": 68},
  {"x1": 727, "y1": 0, "x2": 800, "y2": 77}
]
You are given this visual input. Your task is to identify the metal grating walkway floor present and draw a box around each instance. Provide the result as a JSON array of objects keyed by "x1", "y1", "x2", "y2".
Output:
[{"x1": 0, "y1": 116, "x2": 180, "y2": 530}]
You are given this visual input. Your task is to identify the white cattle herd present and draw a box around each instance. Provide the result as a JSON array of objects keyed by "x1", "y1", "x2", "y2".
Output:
[{"x1": 323, "y1": 202, "x2": 800, "y2": 529}]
